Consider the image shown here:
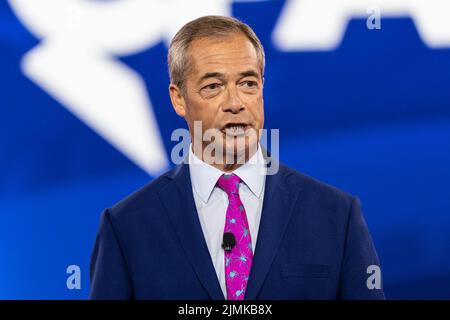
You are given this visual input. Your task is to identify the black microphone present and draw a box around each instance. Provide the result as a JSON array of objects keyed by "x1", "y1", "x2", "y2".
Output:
[{"x1": 222, "y1": 232, "x2": 236, "y2": 252}]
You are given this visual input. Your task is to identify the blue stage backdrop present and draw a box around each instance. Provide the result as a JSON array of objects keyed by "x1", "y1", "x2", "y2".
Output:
[{"x1": 1, "y1": 0, "x2": 450, "y2": 299}]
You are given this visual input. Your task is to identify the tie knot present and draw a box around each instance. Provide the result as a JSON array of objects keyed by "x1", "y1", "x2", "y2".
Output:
[{"x1": 217, "y1": 174, "x2": 241, "y2": 196}]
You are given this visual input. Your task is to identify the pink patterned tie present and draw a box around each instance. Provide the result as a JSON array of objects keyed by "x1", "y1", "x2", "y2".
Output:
[{"x1": 217, "y1": 174, "x2": 253, "y2": 300}]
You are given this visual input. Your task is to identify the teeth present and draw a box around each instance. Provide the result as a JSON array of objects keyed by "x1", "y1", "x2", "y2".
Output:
[
  {"x1": 227, "y1": 124, "x2": 244, "y2": 130},
  {"x1": 223, "y1": 124, "x2": 246, "y2": 135}
]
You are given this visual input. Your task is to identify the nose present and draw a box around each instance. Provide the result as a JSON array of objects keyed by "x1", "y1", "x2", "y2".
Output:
[{"x1": 222, "y1": 85, "x2": 245, "y2": 114}]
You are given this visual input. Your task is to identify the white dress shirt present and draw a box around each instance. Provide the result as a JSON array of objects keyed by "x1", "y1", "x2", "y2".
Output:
[{"x1": 188, "y1": 144, "x2": 267, "y2": 299}]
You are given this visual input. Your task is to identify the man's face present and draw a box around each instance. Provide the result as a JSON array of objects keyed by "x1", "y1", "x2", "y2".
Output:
[{"x1": 170, "y1": 33, "x2": 264, "y2": 164}]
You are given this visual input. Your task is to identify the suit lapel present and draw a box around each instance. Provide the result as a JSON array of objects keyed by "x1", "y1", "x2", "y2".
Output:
[
  {"x1": 158, "y1": 163, "x2": 225, "y2": 300},
  {"x1": 158, "y1": 158, "x2": 301, "y2": 300},
  {"x1": 245, "y1": 164, "x2": 302, "y2": 300}
]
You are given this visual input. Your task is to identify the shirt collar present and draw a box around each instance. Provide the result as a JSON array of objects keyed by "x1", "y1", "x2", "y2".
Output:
[{"x1": 188, "y1": 143, "x2": 266, "y2": 204}]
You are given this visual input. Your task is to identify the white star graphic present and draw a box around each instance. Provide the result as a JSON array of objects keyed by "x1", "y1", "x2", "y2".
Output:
[{"x1": 8, "y1": 0, "x2": 239, "y2": 175}]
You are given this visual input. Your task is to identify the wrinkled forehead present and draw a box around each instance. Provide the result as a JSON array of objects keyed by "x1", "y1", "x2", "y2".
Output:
[{"x1": 187, "y1": 34, "x2": 263, "y2": 80}]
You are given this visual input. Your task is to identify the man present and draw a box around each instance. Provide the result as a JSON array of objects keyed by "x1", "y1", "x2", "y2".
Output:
[{"x1": 90, "y1": 15, "x2": 384, "y2": 300}]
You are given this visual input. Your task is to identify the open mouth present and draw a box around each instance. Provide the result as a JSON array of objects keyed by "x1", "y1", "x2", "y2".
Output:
[{"x1": 220, "y1": 123, "x2": 250, "y2": 137}]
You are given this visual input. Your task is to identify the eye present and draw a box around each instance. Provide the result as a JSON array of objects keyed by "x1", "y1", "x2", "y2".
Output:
[
  {"x1": 199, "y1": 82, "x2": 223, "y2": 98},
  {"x1": 239, "y1": 80, "x2": 259, "y2": 93},
  {"x1": 203, "y1": 83, "x2": 222, "y2": 91},
  {"x1": 240, "y1": 80, "x2": 258, "y2": 89}
]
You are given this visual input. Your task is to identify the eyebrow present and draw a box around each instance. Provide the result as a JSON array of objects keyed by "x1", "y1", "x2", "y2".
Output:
[
  {"x1": 238, "y1": 69, "x2": 260, "y2": 79},
  {"x1": 197, "y1": 72, "x2": 225, "y2": 85},
  {"x1": 197, "y1": 69, "x2": 261, "y2": 85}
]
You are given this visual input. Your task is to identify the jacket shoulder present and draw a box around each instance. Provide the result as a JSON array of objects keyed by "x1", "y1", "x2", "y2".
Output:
[
  {"x1": 276, "y1": 163, "x2": 359, "y2": 236},
  {"x1": 278, "y1": 162, "x2": 355, "y2": 205},
  {"x1": 106, "y1": 166, "x2": 179, "y2": 221}
]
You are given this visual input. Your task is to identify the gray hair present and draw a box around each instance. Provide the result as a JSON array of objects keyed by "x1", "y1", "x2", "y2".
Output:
[{"x1": 168, "y1": 15, "x2": 265, "y2": 93}]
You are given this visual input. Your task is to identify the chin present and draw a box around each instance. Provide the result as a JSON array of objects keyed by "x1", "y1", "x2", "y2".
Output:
[{"x1": 223, "y1": 136, "x2": 258, "y2": 163}]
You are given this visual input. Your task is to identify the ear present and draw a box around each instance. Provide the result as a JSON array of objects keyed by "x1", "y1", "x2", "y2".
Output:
[{"x1": 169, "y1": 83, "x2": 186, "y2": 117}]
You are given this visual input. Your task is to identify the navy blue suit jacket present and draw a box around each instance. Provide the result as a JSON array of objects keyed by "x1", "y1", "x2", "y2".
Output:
[{"x1": 90, "y1": 161, "x2": 384, "y2": 299}]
